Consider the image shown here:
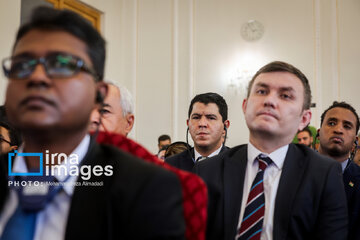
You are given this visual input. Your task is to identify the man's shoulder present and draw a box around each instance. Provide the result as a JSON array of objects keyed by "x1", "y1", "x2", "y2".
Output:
[
  {"x1": 196, "y1": 144, "x2": 247, "y2": 169},
  {"x1": 165, "y1": 149, "x2": 192, "y2": 164},
  {"x1": 287, "y1": 144, "x2": 343, "y2": 179},
  {"x1": 289, "y1": 143, "x2": 339, "y2": 166},
  {"x1": 91, "y1": 142, "x2": 180, "y2": 183},
  {"x1": 344, "y1": 161, "x2": 360, "y2": 181}
]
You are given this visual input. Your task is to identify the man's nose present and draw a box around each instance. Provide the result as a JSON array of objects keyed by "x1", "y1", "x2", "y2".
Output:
[
  {"x1": 333, "y1": 124, "x2": 344, "y2": 134},
  {"x1": 89, "y1": 109, "x2": 101, "y2": 132},
  {"x1": 263, "y1": 92, "x2": 277, "y2": 108},
  {"x1": 198, "y1": 116, "x2": 208, "y2": 127},
  {"x1": 26, "y1": 64, "x2": 52, "y2": 87}
]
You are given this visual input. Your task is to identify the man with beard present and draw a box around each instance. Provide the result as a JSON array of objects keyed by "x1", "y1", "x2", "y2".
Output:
[
  {"x1": 296, "y1": 126, "x2": 313, "y2": 148},
  {"x1": 319, "y1": 101, "x2": 360, "y2": 240}
]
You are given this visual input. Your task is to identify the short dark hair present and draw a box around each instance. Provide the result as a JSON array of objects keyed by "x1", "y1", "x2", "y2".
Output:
[
  {"x1": 13, "y1": 6, "x2": 106, "y2": 81},
  {"x1": 158, "y1": 134, "x2": 171, "y2": 144},
  {"x1": 320, "y1": 101, "x2": 360, "y2": 134},
  {"x1": 298, "y1": 126, "x2": 313, "y2": 138},
  {"x1": 188, "y1": 92, "x2": 228, "y2": 121},
  {"x1": 0, "y1": 121, "x2": 22, "y2": 146},
  {"x1": 247, "y1": 61, "x2": 312, "y2": 110}
]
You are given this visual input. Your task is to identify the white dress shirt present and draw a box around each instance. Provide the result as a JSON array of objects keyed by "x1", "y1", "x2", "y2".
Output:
[
  {"x1": 0, "y1": 134, "x2": 90, "y2": 240},
  {"x1": 341, "y1": 158, "x2": 349, "y2": 173},
  {"x1": 194, "y1": 145, "x2": 223, "y2": 162},
  {"x1": 236, "y1": 142, "x2": 288, "y2": 240}
]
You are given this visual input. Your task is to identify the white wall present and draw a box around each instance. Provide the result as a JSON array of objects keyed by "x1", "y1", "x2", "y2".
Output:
[{"x1": 0, "y1": 0, "x2": 359, "y2": 153}]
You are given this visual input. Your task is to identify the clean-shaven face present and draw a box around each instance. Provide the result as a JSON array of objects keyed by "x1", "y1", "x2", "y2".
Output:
[{"x1": 243, "y1": 72, "x2": 310, "y2": 144}]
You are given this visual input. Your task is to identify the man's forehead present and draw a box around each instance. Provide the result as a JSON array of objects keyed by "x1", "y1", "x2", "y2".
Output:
[
  {"x1": 13, "y1": 29, "x2": 90, "y2": 64},
  {"x1": 325, "y1": 107, "x2": 357, "y2": 124},
  {"x1": 0, "y1": 126, "x2": 9, "y2": 137},
  {"x1": 191, "y1": 102, "x2": 220, "y2": 115},
  {"x1": 254, "y1": 72, "x2": 303, "y2": 90},
  {"x1": 298, "y1": 131, "x2": 310, "y2": 137}
]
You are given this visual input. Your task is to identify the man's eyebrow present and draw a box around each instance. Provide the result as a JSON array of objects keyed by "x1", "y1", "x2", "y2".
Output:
[
  {"x1": 254, "y1": 82, "x2": 269, "y2": 88},
  {"x1": 327, "y1": 117, "x2": 338, "y2": 122},
  {"x1": 12, "y1": 52, "x2": 35, "y2": 59},
  {"x1": 279, "y1": 87, "x2": 295, "y2": 92},
  {"x1": 205, "y1": 114, "x2": 217, "y2": 118},
  {"x1": 102, "y1": 103, "x2": 111, "y2": 108}
]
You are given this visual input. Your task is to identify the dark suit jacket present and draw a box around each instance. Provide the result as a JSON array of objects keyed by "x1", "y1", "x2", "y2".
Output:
[
  {"x1": 165, "y1": 146, "x2": 229, "y2": 172},
  {"x1": 0, "y1": 138, "x2": 185, "y2": 240},
  {"x1": 195, "y1": 144, "x2": 348, "y2": 240},
  {"x1": 343, "y1": 160, "x2": 360, "y2": 240}
]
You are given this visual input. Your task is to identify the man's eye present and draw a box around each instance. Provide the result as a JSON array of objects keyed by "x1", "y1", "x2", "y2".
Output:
[
  {"x1": 328, "y1": 121, "x2": 336, "y2": 126},
  {"x1": 280, "y1": 94, "x2": 291, "y2": 99},
  {"x1": 344, "y1": 124, "x2": 352, "y2": 130},
  {"x1": 99, "y1": 109, "x2": 110, "y2": 114},
  {"x1": 256, "y1": 89, "x2": 266, "y2": 95},
  {"x1": 192, "y1": 116, "x2": 200, "y2": 119}
]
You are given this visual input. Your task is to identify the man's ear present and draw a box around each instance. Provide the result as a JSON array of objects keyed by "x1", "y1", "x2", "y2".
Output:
[
  {"x1": 125, "y1": 114, "x2": 135, "y2": 135},
  {"x1": 224, "y1": 120, "x2": 230, "y2": 130},
  {"x1": 10, "y1": 145, "x2": 17, "y2": 151},
  {"x1": 242, "y1": 98, "x2": 248, "y2": 114},
  {"x1": 186, "y1": 119, "x2": 189, "y2": 128},
  {"x1": 298, "y1": 109, "x2": 312, "y2": 131}
]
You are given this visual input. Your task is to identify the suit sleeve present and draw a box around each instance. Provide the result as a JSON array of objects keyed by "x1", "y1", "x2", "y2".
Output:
[{"x1": 316, "y1": 162, "x2": 348, "y2": 240}]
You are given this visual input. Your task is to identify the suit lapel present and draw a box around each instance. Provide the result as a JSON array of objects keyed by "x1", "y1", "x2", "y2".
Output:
[
  {"x1": 273, "y1": 144, "x2": 308, "y2": 240},
  {"x1": 65, "y1": 139, "x2": 110, "y2": 239},
  {"x1": 224, "y1": 145, "x2": 247, "y2": 240}
]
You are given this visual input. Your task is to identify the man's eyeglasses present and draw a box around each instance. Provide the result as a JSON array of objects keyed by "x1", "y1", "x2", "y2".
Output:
[
  {"x1": 2, "y1": 52, "x2": 99, "y2": 81},
  {"x1": 0, "y1": 136, "x2": 11, "y2": 145}
]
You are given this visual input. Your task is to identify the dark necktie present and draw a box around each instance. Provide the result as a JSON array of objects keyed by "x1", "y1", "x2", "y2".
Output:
[{"x1": 236, "y1": 154, "x2": 272, "y2": 240}]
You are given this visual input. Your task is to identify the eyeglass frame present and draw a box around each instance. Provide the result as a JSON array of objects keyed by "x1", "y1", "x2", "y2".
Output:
[
  {"x1": 2, "y1": 52, "x2": 100, "y2": 81},
  {"x1": 0, "y1": 135, "x2": 12, "y2": 146}
]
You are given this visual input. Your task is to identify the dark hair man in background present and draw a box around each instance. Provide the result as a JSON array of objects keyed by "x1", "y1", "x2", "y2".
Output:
[
  {"x1": 318, "y1": 101, "x2": 360, "y2": 240},
  {"x1": 158, "y1": 134, "x2": 171, "y2": 151},
  {"x1": 166, "y1": 92, "x2": 230, "y2": 172},
  {"x1": 296, "y1": 126, "x2": 313, "y2": 148},
  {"x1": 195, "y1": 61, "x2": 347, "y2": 240},
  {"x1": 0, "y1": 7, "x2": 184, "y2": 240}
]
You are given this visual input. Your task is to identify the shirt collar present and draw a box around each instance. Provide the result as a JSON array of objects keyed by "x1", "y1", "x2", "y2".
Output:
[
  {"x1": 194, "y1": 145, "x2": 223, "y2": 162},
  {"x1": 248, "y1": 142, "x2": 288, "y2": 170},
  {"x1": 341, "y1": 158, "x2": 349, "y2": 172},
  {"x1": 12, "y1": 134, "x2": 91, "y2": 196}
]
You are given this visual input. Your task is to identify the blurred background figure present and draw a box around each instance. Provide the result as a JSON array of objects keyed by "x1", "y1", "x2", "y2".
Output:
[
  {"x1": 296, "y1": 126, "x2": 313, "y2": 148},
  {"x1": 165, "y1": 141, "x2": 191, "y2": 159},
  {"x1": 157, "y1": 145, "x2": 168, "y2": 161},
  {"x1": 90, "y1": 82, "x2": 135, "y2": 136},
  {"x1": 0, "y1": 121, "x2": 21, "y2": 154},
  {"x1": 352, "y1": 134, "x2": 360, "y2": 167},
  {"x1": 158, "y1": 134, "x2": 171, "y2": 151},
  {"x1": 0, "y1": 106, "x2": 22, "y2": 155}
]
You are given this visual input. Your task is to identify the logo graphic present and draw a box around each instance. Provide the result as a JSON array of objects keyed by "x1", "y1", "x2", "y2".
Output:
[
  {"x1": 8, "y1": 150, "x2": 43, "y2": 176},
  {"x1": 8, "y1": 150, "x2": 113, "y2": 181}
]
